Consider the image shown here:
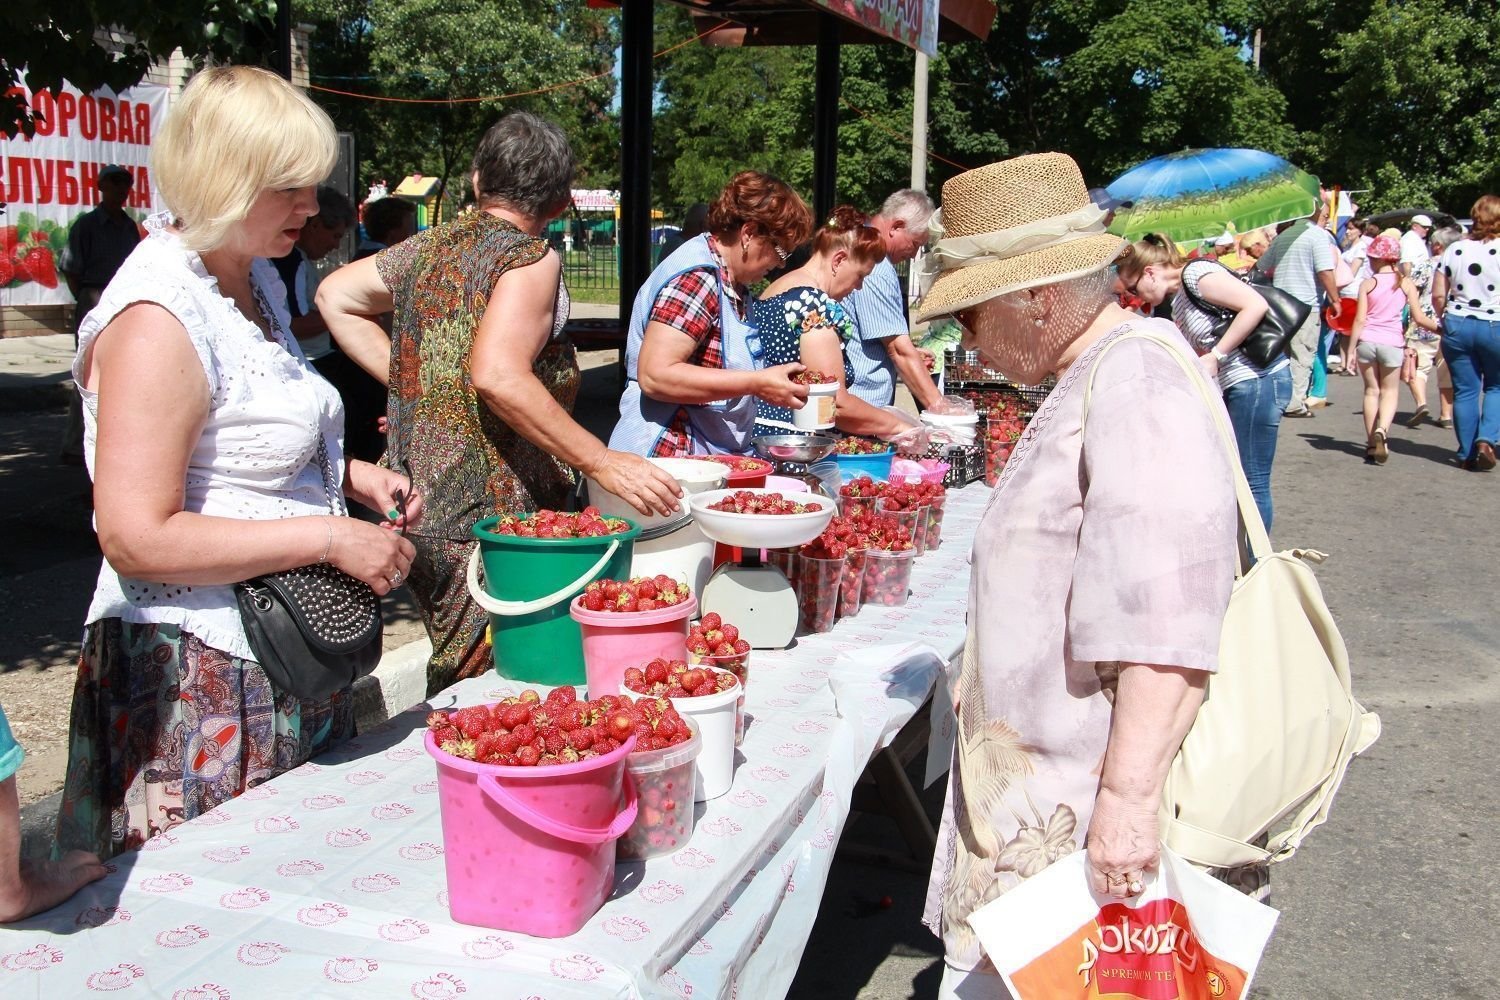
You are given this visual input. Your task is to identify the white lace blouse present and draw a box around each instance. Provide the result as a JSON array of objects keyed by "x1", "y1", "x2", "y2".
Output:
[{"x1": 73, "y1": 214, "x2": 347, "y2": 661}]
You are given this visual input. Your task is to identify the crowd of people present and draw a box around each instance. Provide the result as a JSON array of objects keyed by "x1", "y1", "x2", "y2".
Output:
[{"x1": 0, "y1": 61, "x2": 1493, "y2": 1000}]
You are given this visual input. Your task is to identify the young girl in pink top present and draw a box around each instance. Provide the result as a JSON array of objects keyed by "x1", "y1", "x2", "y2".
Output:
[{"x1": 1349, "y1": 236, "x2": 1438, "y2": 463}]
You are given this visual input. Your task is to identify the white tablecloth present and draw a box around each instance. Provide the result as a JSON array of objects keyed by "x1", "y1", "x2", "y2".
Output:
[{"x1": 0, "y1": 485, "x2": 991, "y2": 1000}]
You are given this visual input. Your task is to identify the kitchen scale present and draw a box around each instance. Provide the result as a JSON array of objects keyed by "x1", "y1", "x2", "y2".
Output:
[{"x1": 690, "y1": 484, "x2": 836, "y2": 649}]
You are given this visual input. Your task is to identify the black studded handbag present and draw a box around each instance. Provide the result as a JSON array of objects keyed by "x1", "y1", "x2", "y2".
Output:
[{"x1": 235, "y1": 438, "x2": 383, "y2": 702}]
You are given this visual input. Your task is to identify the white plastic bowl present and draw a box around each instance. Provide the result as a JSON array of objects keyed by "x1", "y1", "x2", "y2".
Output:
[{"x1": 688, "y1": 488, "x2": 835, "y2": 548}]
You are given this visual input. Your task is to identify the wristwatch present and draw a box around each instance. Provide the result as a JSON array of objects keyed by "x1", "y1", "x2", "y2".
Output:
[{"x1": 1209, "y1": 348, "x2": 1229, "y2": 364}]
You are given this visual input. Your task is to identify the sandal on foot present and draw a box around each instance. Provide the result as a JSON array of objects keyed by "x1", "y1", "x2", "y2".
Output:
[
  {"x1": 1373, "y1": 428, "x2": 1389, "y2": 464},
  {"x1": 1405, "y1": 406, "x2": 1429, "y2": 428}
]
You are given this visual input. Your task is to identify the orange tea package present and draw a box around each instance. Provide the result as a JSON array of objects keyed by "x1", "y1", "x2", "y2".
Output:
[{"x1": 969, "y1": 847, "x2": 1278, "y2": 1000}]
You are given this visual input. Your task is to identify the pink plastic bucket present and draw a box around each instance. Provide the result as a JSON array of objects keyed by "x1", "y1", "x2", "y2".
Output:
[
  {"x1": 424, "y1": 727, "x2": 638, "y2": 938},
  {"x1": 570, "y1": 593, "x2": 696, "y2": 698}
]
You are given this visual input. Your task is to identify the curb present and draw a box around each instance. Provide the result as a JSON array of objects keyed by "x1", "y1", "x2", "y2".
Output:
[{"x1": 354, "y1": 635, "x2": 433, "y2": 731}]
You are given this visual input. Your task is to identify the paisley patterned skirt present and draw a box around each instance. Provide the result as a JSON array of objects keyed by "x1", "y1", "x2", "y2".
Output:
[{"x1": 54, "y1": 619, "x2": 355, "y2": 859}]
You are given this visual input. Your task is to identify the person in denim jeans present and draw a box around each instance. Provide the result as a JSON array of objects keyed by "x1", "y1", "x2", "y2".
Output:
[
  {"x1": 1431, "y1": 195, "x2": 1500, "y2": 471},
  {"x1": 1117, "y1": 234, "x2": 1292, "y2": 527}
]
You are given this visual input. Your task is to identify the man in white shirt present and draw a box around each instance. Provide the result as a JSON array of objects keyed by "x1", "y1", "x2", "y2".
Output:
[
  {"x1": 841, "y1": 190, "x2": 943, "y2": 410},
  {"x1": 1400, "y1": 214, "x2": 1432, "y2": 277}
]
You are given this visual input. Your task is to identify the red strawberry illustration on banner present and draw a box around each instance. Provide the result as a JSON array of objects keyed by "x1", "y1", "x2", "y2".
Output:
[{"x1": 22, "y1": 242, "x2": 59, "y2": 288}]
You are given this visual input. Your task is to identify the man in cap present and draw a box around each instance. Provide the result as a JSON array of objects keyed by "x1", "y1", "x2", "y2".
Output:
[
  {"x1": 59, "y1": 164, "x2": 142, "y2": 462},
  {"x1": 1400, "y1": 214, "x2": 1432, "y2": 278},
  {"x1": 841, "y1": 189, "x2": 943, "y2": 410}
]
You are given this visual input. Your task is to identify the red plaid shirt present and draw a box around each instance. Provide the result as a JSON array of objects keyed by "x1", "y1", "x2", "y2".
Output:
[{"x1": 646, "y1": 243, "x2": 746, "y2": 457}]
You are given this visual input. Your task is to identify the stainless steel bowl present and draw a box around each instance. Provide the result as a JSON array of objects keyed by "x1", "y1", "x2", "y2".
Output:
[{"x1": 752, "y1": 433, "x2": 837, "y2": 465}]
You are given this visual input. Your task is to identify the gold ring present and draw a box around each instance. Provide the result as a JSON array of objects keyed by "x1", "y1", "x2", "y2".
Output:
[{"x1": 1127, "y1": 877, "x2": 1144, "y2": 894}]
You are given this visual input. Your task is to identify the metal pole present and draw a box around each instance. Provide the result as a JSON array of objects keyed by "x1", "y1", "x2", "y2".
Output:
[
  {"x1": 1252, "y1": 28, "x2": 1262, "y2": 71},
  {"x1": 619, "y1": 0, "x2": 654, "y2": 318},
  {"x1": 812, "y1": 15, "x2": 841, "y2": 223},
  {"x1": 909, "y1": 50, "x2": 929, "y2": 193},
  {"x1": 276, "y1": 0, "x2": 293, "y2": 81}
]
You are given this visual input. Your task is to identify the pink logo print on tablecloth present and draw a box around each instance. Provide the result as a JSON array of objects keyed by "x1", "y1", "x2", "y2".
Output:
[
  {"x1": 296, "y1": 902, "x2": 349, "y2": 927},
  {"x1": 412, "y1": 780, "x2": 439, "y2": 795},
  {"x1": 716, "y1": 900, "x2": 734, "y2": 921},
  {"x1": 384, "y1": 746, "x2": 421, "y2": 762},
  {"x1": 345, "y1": 770, "x2": 385, "y2": 786},
  {"x1": 235, "y1": 942, "x2": 288, "y2": 967},
  {"x1": 460, "y1": 935, "x2": 515, "y2": 960},
  {"x1": 921, "y1": 629, "x2": 945, "y2": 638},
  {"x1": 701, "y1": 816, "x2": 742, "y2": 837},
  {"x1": 353, "y1": 873, "x2": 401, "y2": 893},
  {"x1": 239, "y1": 784, "x2": 278, "y2": 802},
  {"x1": 817, "y1": 655, "x2": 837, "y2": 665},
  {"x1": 730, "y1": 789, "x2": 768, "y2": 808},
  {"x1": 793, "y1": 719, "x2": 829, "y2": 735},
  {"x1": 252, "y1": 815, "x2": 298, "y2": 834},
  {"x1": 784, "y1": 683, "x2": 818, "y2": 695},
  {"x1": 602, "y1": 915, "x2": 650, "y2": 942},
  {"x1": 170, "y1": 985, "x2": 230, "y2": 1000},
  {"x1": 298, "y1": 762, "x2": 324, "y2": 775},
  {"x1": 660, "y1": 967, "x2": 694, "y2": 999},
  {"x1": 140, "y1": 831, "x2": 179, "y2": 852},
  {"x1": 688, "y1": 937, "x2": 713, "y2": 956},
  {"x1": 379, "y1": 918, "x2": 430, "y2": 942},
  {"x1": 671, "y1": 847, "x2": 715, "y2": 869},
  {"x1": 325, "y1": 827, "x2": 371, "y2": 848},
  {"x1": 155, "y1": 925, "x2": 210, "y2": 948},
  {"x1": 638, "y1": 880, "x2": 685, "y2": 904},
  {"x1": 302, "y1": 793, "x2": 346, "y2": 810},
  {"x1": 801, "y1": 668, "x2": 828, "y2": 680},
  {"x1": 76, "y1": 905, "x2": 131, "y2": 928},
  {"x1": 549, "y1": 954, "x2": 605, "y2": 982},
  {"x1": 371, "y1": 802, "x2": 415, "y2": 821},
  {"x1": 141, "y1": 872, "x2": 194, "y2": 894},
  {"x1": 84, "y1": 963, "x2": 144, "y2": 990},
  {"x1": 399, "y1": 842, "x2": 444, "y2": 862},
  {"x1": 324, "y1": 957, "x2": 379, "y2": 984},
  {"x1": 766, "y1": 697, "x2": 798, "y2": 708},
  {"x1": 773, "y1": 743, "x2": 810, "y2": 758},
  {"x1": 202, "y1": 846, "x2": 251, "y2": 864},
  {"x1": 220, "y1": 887, "x2": 270, "y2": 910},
  {"x1": 811, "y1": 827, "x2": 838, "y2": 850},
  {"x1": 437, "y1": 888, "x2": 450, "y2": 908},
  {"x1": 751, "y1": 765, "x2": 789, "y2": 782},
  {"x1": 194, "y1": 810, "x2": 232, "y2": 826},
  {"x1": 873, "y1": 622, "x2": 896, "y2": 630},
  {"x1": 276, "y1": 859, "x2": 325, "y2": 877},
  {"x1": 1, "y1": 943, "x2": 64, "y2": 971}
]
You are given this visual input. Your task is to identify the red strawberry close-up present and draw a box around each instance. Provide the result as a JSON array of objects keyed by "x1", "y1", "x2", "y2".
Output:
[
  {"x1": 0, "y1": 255, "x2": 13, "y2": 285},
  {"x1": 21, "y1": 244, "x2": 57, "y2": 288}
]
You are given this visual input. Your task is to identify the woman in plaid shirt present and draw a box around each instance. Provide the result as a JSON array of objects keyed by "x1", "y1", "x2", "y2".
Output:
[{"x1": 611, "y1": 172, "x2": 814, "y2": 457}]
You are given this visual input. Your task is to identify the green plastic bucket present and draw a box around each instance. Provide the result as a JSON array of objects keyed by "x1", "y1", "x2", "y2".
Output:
[{"x1": 467, "y1": 514, "x2": 640, "y2": 685}]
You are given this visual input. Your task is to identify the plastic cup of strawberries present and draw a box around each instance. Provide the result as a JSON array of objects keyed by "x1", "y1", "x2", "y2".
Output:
[
  {"x1": 985, "y1": 410, "x2": 1026, "y2": 488},
  {"x1": 837, "y1": 548, "x2": 866, "y2": 617},
  {"x1": 873, "y1": 498, "x2": 925, "y2": 556},
  {"x1": 837, "y1": 474, "x2": 885, "y2": 519},
  {"x1": 863, "y1": 546, "x2": 916, "y2": 607},
  {"x1": 794, "y1": 554, "x2": 842, "y2": 633}
]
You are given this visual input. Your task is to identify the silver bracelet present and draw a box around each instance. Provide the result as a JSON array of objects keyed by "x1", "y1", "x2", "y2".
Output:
[{"x1": 319, "y1": 519, "x2": 334, "y2": 563}]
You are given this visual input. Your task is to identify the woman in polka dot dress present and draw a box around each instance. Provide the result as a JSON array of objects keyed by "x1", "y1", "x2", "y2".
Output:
[{"x1": 1432, "y1": 195, "x2": 1500, "y2": 470}]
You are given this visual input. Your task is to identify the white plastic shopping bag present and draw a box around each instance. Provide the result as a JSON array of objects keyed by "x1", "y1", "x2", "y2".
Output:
[{"x1": 969, "y1": 847, "x2": 1278, "y2": 1000}]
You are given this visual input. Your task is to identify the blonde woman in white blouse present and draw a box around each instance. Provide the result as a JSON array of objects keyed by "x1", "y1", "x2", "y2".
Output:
[{"x1": 54, "y1": 67, "x2": 423, "y2": 859}]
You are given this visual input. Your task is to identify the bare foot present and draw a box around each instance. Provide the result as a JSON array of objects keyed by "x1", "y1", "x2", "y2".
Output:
[{"x1": 0, "y1": 851, "x2": 108, "y2": 923}]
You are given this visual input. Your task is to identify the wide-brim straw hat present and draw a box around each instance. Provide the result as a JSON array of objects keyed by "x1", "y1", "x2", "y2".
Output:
[{"x1": 915, "y1": 152, "x2": 1125, "y2": 322}]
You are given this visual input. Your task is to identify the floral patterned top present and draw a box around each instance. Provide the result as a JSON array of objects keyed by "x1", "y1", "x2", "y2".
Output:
[
  {"x1": 922, "y1": 322, "x2": 1238, "y2": 973},
  {"x1": 375, "y1": 211, "x2": 578, "y2": 543},
  {"x1": 748, "y1": 286, "x2": 856, "y2": 433}
]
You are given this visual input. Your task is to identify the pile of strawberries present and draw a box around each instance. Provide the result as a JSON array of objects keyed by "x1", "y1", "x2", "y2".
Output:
[
  {"x1": 624, "y1": 658, "x2": 738, "y2": 699},
  {"x1": 834, "y1": 436, "x2": 890, "y2": 455},
  {"x1": 874, "y1": 478, "x2": 945, "y2": 513},
  {"x1": 686, "y1": 612, "x2": 751, "y2": 663},
  {"x1": 705, "y1": 490, "x2": 815, "y2": 515},
  {"x1": 800, "y1": 507, "x2": 914, "y2": 560},
  {"x1": 1, "y1": 229, "x2": 59, "y2": 289},
  {"x1": 837, "y1": 475, "x2": 947, "y2": 549},
  {"x1": 489, "y1": 506, "x2": 632, "y2": 538},
  {"x1": 698, "y1": 454, "x2": 771, "y2": 476},
  {"x1": 985, "y1": 406, "x2": 1028, "y2": 487},
  {"x1": 578, "y1": 575, "x2": 691, "y2": 613},
  {"x1": 792, "y1": 370, "x2": 837, "y2": 385}
]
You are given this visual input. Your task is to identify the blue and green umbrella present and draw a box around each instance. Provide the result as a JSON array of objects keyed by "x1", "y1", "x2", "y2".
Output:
[{"x1": 1105, "y1": 148, "x2": 1321, "y2": 244}]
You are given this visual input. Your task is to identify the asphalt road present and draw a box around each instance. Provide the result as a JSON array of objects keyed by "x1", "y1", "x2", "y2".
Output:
[{"x1": 3, "y1": 360, "x2": 1493, "y2": 997}]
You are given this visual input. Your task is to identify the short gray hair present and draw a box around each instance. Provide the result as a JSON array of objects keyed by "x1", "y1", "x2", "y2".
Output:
[
  {"x1": 471, "y1": 112, "x2": 576, "y2": 219},
  {"x1": 1429, "y1": 225, "x2": 1462, "y2": 253},
  {"x1": 879, "y1": 188, "x2": 935, "y2": 229}
]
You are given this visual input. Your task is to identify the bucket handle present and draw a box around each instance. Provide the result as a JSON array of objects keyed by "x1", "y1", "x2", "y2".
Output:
[
  {"x1": 478, "y1": 770, "x2": 639, "y2": 845},
  {"x1": 466, "y1": 540, "x2": 620, "y2": 617}
]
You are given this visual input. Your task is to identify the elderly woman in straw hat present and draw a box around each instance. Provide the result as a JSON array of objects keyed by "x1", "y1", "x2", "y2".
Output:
[{"x1": 914, "y1": 153, "x2": 1243, "y2": 994}]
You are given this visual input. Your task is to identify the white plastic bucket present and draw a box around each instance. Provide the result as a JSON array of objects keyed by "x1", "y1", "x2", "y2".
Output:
[
  {"x1": 793, "y1": 382, "x2": 839, "y2": 431},
  {"x1": 920, "y1": 411, "x2": 979, "y2": 445},
  {"x1": 586, "y1": 458, "x2": 727, "y2": 530},
  {"x1": 630, "y1": 518, "x2": 717, "y2": 600}
]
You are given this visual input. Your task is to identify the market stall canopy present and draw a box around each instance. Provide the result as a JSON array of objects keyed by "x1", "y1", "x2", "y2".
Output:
[{"x1": 1105, "y1": 148, "x2": 1321, "y2": 245}]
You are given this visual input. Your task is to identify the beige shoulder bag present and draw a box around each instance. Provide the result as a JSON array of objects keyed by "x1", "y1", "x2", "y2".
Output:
[{"x1": 1082, "y1": 330, "x2": 1381, "y2": 870}]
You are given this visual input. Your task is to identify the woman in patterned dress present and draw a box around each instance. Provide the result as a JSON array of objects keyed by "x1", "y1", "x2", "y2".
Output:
[
  {"x1": 56, "y1": 67, "x2": 422, "y2": 858},
  {"x1": 913, "y1": 153, "x2": 1242, "y2": 997},
  {"x1": 608, "y1": 171, "x2": 815, "y2": 457},
  {"x1": 319, "y1": 113, "x2": 680, "y2": 695},
  {"x1": 749, "y1": 206, "x2": 919, "y2": 440}
]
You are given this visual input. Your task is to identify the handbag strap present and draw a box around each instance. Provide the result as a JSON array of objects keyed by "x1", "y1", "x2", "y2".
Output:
[
  {"x1": 1079, "y1": 329, "x2": 1273, "y2": 572},
  {"x1": 313, "y1": 437, "x2": 348, "y2": 517},
  {"x1": 1178, "y1": 259, "x2": 1236, "y2": 321}
]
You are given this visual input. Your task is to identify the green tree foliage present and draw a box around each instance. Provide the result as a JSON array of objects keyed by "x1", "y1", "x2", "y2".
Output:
[
  {"x1": 2, "y1": 0, "x2": 278, "y2": 136},
  {"x1": 296, "y1": 0, "x2": 617, "y2": 201}
]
